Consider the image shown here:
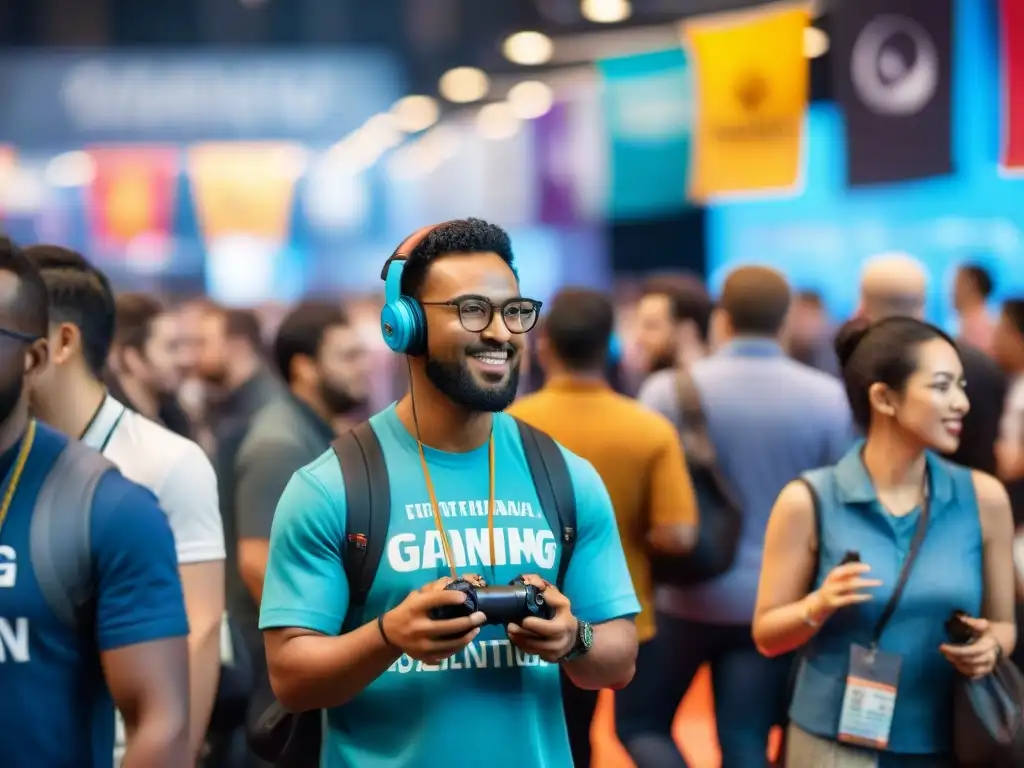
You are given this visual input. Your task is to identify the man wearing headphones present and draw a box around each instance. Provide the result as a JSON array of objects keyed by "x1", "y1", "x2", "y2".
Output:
[{"x1": 260, "y1": 219, "x2": 639, "y2": 768}]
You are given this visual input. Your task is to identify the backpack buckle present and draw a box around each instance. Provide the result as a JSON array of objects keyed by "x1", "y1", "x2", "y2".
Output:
[{"x1": 562, "y1": 527, "x2": 575, "y2": 544}]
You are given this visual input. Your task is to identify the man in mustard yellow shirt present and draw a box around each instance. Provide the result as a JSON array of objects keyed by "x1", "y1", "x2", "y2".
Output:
[{"x1": 508, "y1": 288, "x2": 697, "y2": 768}]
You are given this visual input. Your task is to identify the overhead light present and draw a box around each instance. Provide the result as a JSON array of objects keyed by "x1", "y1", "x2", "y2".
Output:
[
  {"x1": 438, "y1": 67, "x2": 490, "y2": 104},
  {"x1": 502, "y1": 31, "x2": 554, "y2": 66},
  {"x1": 803, "y1": 27, "x2": 829, "y2": 59},
  {"x1": 45, "y1": 151, "x2": 96, "y2": 188},
  {"x1": 476, "y1": 102, "x2": 521, "y2": 141},
  {"x1": 362, "y1": 112, "x2": 404, "y2": 150},
  {"x1": 390, "y1": 95, "x2": 440, "y2": 133},
  {"x1": 580, "y1": 0, "x2": 631, "y2": 24},
  {"x1": 507, "y1": 81, "x2": 554, "y2": 120}
]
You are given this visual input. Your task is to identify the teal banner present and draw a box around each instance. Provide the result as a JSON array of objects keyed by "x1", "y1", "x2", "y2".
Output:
[{"x1": 598, "y1": 48, "x2": 693, "y2": 220}]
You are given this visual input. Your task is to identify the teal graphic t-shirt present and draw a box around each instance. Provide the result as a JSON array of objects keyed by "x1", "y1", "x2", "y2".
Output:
[{"x1": 260, "y1": 404, "x2": 640, "y2": 768}]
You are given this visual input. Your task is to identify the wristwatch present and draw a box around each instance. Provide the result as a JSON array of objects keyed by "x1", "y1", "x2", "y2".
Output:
[{"x1": 560, "y1": 619, "x2": 593, "y2": 662}]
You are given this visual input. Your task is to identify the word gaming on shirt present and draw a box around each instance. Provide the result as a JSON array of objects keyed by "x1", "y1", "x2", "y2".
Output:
[
  {"x1": 0, "y1": 546, "x2": 28, "y2": 663},
  {"x1": 386, "y1": 526, "x2": 558, "y2": 574},
  {"x1": 386, "y1": 638, "x2": 553, "y2": 676}
]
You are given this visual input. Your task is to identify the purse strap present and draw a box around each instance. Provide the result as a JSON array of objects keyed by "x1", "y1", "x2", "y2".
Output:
[
  {"x1": 870, "y1": 485, "x2": 931, "y2": 647},
  {"x1": 674, "y1": 370, "x2": 742, "y2": 511}
]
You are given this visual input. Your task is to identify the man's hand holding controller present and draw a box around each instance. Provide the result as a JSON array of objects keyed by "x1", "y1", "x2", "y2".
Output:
[
  {"x1": 379, "y1": 576, "x2": 488, "y2": 664},
  {"x1": 802, "y1": 550, "x2": 884, "y2": 627}
]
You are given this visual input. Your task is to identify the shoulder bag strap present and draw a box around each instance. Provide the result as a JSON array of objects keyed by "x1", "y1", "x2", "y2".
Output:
[
  {"x1": 674, "y1": 370, "x2": 742, "y2": 511},
  {"x1": 331, "y1": 421, "x2": 391, "y2": 615},
  {"x1": 870, "y1": 489, "x2": 931, "y2": 646},
  {"x1": 514, "y1": 418, "x2": 577, "y2": 589}
]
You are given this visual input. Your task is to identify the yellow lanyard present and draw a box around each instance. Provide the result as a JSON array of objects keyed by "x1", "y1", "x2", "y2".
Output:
[
  {"x1": 0, "y1": 419, "x2": 37, "y2": 538},
  {"x1": 416, "y1": 433, "x2": 496, "y2": 579}
]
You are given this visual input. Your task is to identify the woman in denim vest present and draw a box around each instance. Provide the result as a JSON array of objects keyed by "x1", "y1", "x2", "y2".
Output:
[{"x1": 753, "y1": 317, "x2": 1017, "y2": 767}]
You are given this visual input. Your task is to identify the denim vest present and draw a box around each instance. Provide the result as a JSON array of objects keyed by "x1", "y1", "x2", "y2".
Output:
[{"x1": 789, "y1": 444, "x2": 983, "y2": 755}]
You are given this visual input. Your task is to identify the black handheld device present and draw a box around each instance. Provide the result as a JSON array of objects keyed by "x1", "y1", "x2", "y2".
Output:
[
  {"x1": 429, "y1": 577, "x2": 555, "y2": 625},
  {"x1": 840, "y1": 550, "x2": 861, "y2": 565},
  {"x1": 944, "y1": 609, "x2": 976, "y2": 645}
]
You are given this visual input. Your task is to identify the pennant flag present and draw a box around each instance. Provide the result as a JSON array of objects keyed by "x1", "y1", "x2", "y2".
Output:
[
  {"x1": 685, "y1": 6, "x2": 809, "y2": 200},
  {"x1": 834, "y1": 0, "x2": 952, "y2": 185},
  {"x1": 186, "y1": 143, "x2": 305, "y2": 245},
  {"x1": 85, "y1": 146, "x2": 179, "y2": 249},
  {"x1": 1001, "y1": 0, "x2": 1024, "y2": 172},
  {"x1": 0, "y1": 146, "x2": 16, "y2": 219},
  {"x1": 597, "y1": 49, "x2": 692, "y2": 219}
]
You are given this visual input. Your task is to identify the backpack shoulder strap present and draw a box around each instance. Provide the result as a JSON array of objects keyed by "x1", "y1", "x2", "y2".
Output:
[
  {"x1": 331, "y1": 421, "x2": 391, "y2": 614},
  {"x1": 30, "y1": 439, "x2": 114, "y2": 629},
  {"x1": 513, "y1": 418, "x2": 577, "y2": 589}
]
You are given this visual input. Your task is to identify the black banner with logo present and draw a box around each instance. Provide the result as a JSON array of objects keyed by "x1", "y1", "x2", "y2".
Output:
[{"x1": 833, "y1": 0, "x2": 953, "y2": 186}]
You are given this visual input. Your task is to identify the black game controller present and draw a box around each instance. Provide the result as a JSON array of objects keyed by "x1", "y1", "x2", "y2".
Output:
[{"x1": 429, "y1": 577, "x2": 555, "y2": 625}]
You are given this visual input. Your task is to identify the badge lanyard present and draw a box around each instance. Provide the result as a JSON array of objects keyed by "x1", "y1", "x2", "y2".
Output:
[
  {"x1": 0, "y1": 419, "x2": 38, "y2": 538},
  {"x1": 416, "y1": 433, "x2": 496, "y2": 579}
]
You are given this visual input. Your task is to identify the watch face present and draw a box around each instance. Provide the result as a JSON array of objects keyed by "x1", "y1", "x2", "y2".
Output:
[{"x1": 580, "y1": 620, "x2": 594, "y2": 649}]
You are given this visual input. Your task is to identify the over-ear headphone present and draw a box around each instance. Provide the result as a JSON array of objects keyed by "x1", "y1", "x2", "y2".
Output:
[
  {"x1": 379, "y1": 224, "x2": 439, "y2": 356},
  {"x1": 607, "y1": 332, "x2": 623, "y2": 367}
]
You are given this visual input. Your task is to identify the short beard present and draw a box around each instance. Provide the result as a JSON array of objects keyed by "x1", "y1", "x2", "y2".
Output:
[
  {"x1": 319, "y1": 380, "x2": 365, "y2": 417},
  {"x1": 424, "y1": 355, "x2": 519, "y2": 413}
]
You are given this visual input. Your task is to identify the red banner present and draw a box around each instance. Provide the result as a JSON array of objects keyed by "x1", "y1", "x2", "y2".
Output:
[
  {"x1": 86, "y1": 146, "x2": 180, "y2": 247},
  {"x1": 0, "y1": 146, "x2": 16, "y2": 218},
  {"x1": 1002, "y1": 0, "x2": 1024, "y2": 171}
]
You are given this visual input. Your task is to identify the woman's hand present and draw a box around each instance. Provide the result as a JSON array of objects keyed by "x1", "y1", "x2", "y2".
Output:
[
  {"x1": 940, "y1": 616, "x2": 1002, "y2": 679},
  {"x1": 804, "y1": 562, "x2": 882, "y2": 625}
]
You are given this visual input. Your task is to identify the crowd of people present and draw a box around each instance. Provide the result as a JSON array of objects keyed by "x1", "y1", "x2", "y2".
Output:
[{"x1": 0, "y1": 219, "x2": 1021, "y2": 768}]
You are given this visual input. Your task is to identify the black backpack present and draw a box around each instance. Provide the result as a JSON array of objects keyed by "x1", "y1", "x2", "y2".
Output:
[{"x1": 248, "y1": 417, "x2": 578, "y2": 766}]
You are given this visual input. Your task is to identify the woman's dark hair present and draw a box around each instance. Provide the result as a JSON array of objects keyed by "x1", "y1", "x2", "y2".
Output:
[{"x1": 835, "y1": 316, "x2": 958, "y2": 429}]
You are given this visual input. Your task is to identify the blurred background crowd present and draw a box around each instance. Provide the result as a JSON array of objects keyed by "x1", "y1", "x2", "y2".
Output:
[{"x1": 4, "y1": 0, "x2": 1024, "y2": 765}]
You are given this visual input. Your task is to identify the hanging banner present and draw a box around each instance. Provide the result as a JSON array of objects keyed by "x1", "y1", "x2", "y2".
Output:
[
  {"x1": 597, "y1": 49, "x2": 692, "y2": 219},
  {"x1": 533, "y1": 102, "x2": 580, "y2": 225},
  {"x1": 685, "y1": 6, "x2": 809, "y2": 200},
  {"x1": 86, "y1": 146, "x2": 180, "y2": 249},
  {"x1": 1001, "y1": 0, "x2": 1024, "y2": 172},
  {"x1": 835, "y1": 0, "x2": 953, "y2": 185},
  {"x1": 0, "y1": 52, "x2": 402, "y2": 148},
  {"x1": 186, "y1": 142, "x2": 304, "y2": 245}
]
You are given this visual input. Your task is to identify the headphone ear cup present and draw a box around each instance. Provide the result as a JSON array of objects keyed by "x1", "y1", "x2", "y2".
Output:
[
  {"x1": 380, "y1": 296, "x2": 426, "y2": 354},
  {"x1": 402, "y1": 297, "x2": 427, "y2": 356}
]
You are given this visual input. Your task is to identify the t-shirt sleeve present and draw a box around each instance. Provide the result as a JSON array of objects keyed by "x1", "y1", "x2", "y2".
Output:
[
  {"x1": 236, "y1": 440, "x2": 311, "y2": 542},
  {"x1": 647, "y1": 420, "x2": 697, "y2": 527},
  {"x1": 157, "y1": 442, "x2": 226, "y2": 564},
  {"x1": 559, "y1": 450, "x2": 641, "y2": 625},
  {"x1": 259, "y1": 461, "x2": 349, "y2": 636},
  {"x1": 637, "y1": 371, "x2": 679, "y2": 425},
  {"x1": 91, "y1": 472, "x2": 190, "y2": 651}
]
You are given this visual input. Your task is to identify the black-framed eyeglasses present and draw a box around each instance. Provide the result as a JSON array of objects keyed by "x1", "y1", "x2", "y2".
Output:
[
  {"x1": 0, "y1": 328, "x2": 39, "y2": 344},
  {"x1": 420, "y1": 296, "x2": 543, "y2": 334}
]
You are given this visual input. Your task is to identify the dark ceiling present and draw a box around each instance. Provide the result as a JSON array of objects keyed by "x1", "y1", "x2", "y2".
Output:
[{"x1": 0, "y1": 0, "x2": 834, "y2": 101}]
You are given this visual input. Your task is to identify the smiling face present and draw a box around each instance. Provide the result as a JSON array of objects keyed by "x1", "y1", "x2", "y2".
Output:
[
  {"x1": 879, "y1": 337, "x2": 970, "y2": 454},
  {"x1": 417, "y1": 251, "x2": 529, "y2": 412}
]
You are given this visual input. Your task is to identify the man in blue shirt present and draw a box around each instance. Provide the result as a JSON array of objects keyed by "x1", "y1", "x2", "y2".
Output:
[
  {"x1": 260, "y1": 219, "x2": 639, "y2": 768},
  {"x1": 0, "y1": 237, "x2": 190, "y2": 767}
]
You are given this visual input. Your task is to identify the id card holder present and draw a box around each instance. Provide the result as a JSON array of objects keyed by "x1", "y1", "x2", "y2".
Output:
[{"x1": 837, "y1": 643, "x2": 902, "y2": 750}]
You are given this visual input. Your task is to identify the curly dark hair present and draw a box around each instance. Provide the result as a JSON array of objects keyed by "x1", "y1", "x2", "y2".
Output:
[{"x1": 399, "y1": 218, "x2": 516, "y2": 299}]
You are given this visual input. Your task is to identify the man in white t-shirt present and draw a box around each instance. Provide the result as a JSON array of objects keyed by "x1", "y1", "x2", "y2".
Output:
[{"x1": 24, "y1": 245, "x2": 226, "y2": 763}]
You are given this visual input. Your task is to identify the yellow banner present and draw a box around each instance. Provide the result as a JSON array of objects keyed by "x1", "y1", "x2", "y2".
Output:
[
  {"x1": 186, "y1": 143, "x2": 304, "y2": 244},
  {"x1": 685, "y1": 5, "x2": 809, "y2": 200}
]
